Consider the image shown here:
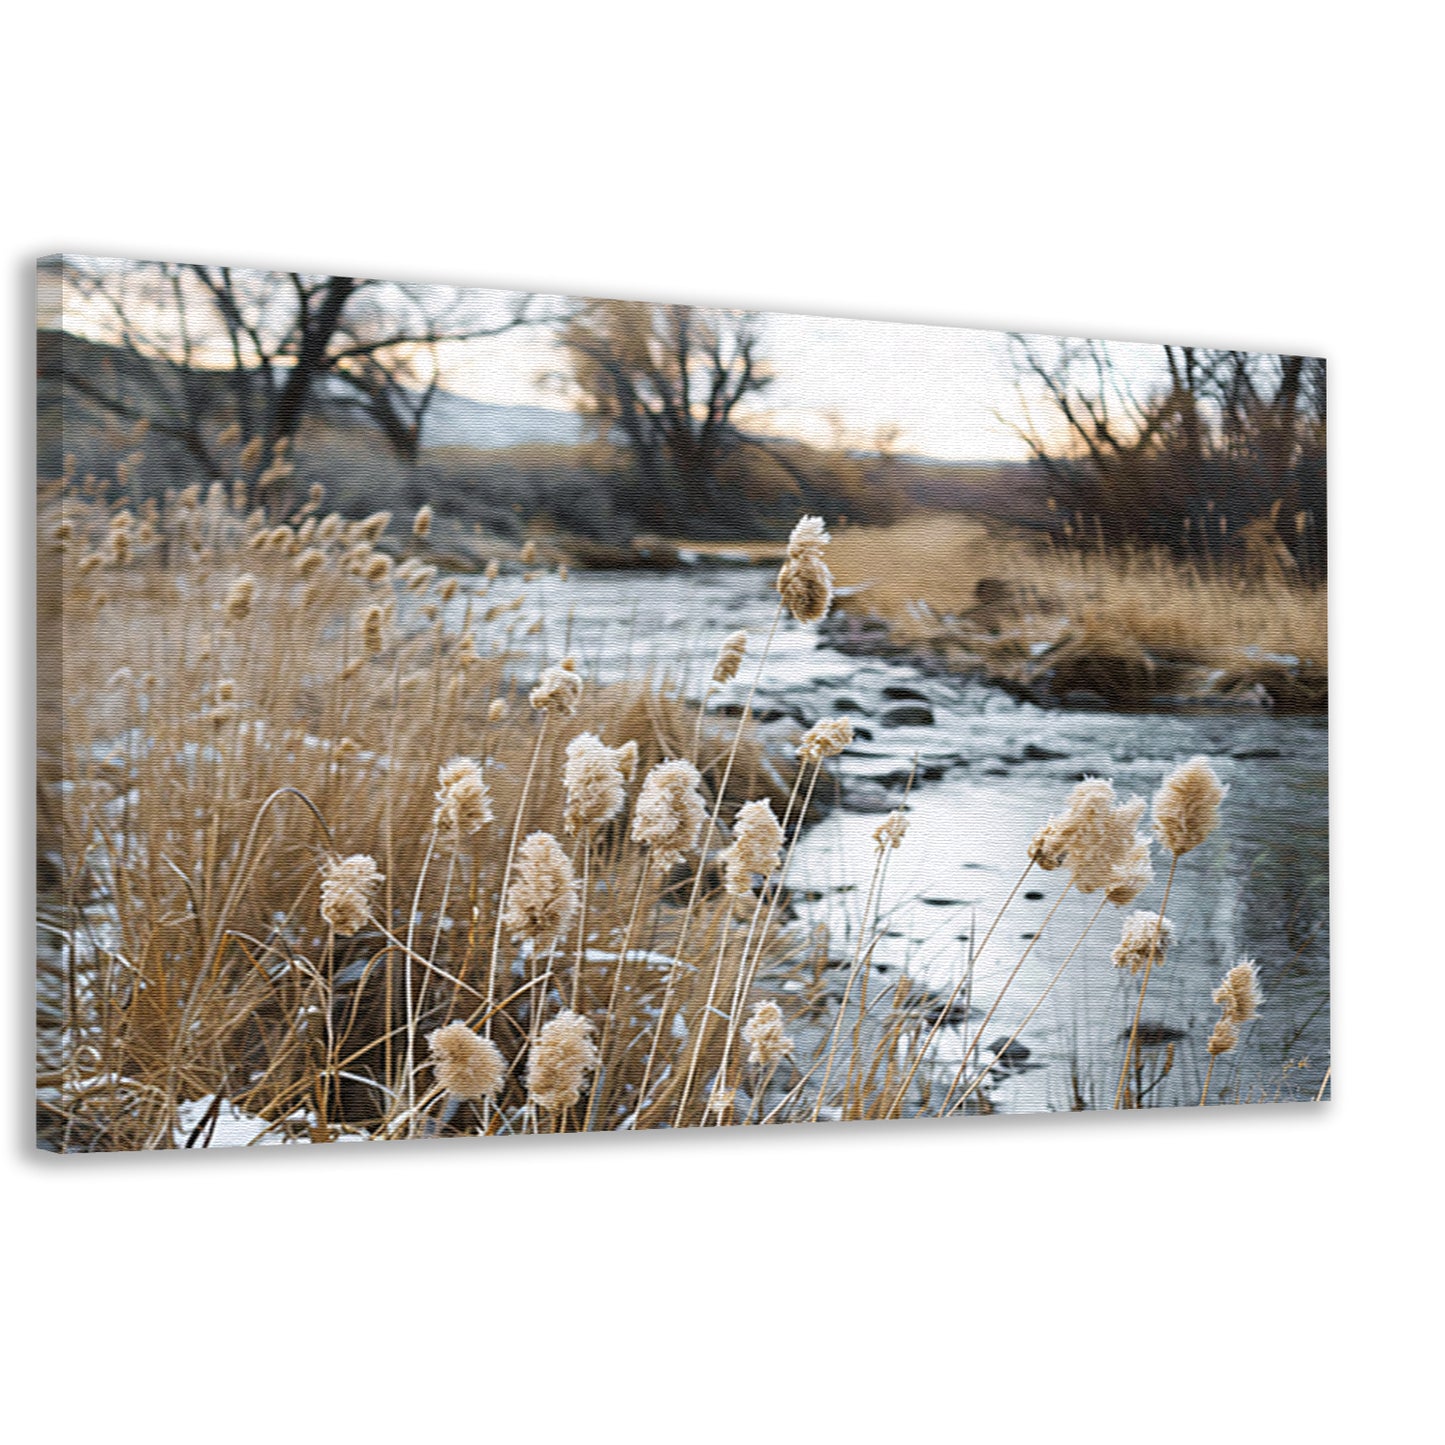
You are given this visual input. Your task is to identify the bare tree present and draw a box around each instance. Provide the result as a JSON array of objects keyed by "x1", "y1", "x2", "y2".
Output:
[
  {"x1": 554, "y1": 300, "x2": 778, "y2": 526},
  {"x1": 1003, "y1": 334, "x2": 1326, "y2": 571},
  {"x1": 49, "y1": 257, "x2": 538, "y2": 497}
]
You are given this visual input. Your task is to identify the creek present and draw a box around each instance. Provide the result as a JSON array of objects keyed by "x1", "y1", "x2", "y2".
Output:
[{"x1": 470, "y1": 562, "x2": 1330, "y2": 1112}]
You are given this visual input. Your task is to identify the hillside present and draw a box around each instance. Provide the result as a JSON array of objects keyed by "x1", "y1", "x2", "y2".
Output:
[
  {"x1": 38, "y1": 327, "x2": 1055, "y2": 545},
  {"x1": 418, "y1": 390, "x2": 583, "y2": 451}
]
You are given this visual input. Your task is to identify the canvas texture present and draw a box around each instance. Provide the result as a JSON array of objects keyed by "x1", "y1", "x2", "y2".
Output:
[{"x1": 35, "y1": 255, "x2": 1329, "y2": 1150}]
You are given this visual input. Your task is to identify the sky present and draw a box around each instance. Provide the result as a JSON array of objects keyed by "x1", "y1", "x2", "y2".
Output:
[
  {"x1": 752, "y1": 310, "x2": 1037, "y2": 459},
  {"x1": 435, "y1": 288, "x2": 1174, "y2": 462},
  {"x1": 435, "y1": 298, "x2": 1047, "y2": 459},
  {"x1": 51, "y1": 258, "x2": 1176, "y2": 464}
]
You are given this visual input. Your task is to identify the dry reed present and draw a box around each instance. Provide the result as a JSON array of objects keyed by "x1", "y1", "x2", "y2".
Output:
[
  {"x1": 826, "y1": 515, "x2": 1327, "y2": 708},
  {"x1": 36, "y1": 465, "x2": 1319, "y2": 1149}
]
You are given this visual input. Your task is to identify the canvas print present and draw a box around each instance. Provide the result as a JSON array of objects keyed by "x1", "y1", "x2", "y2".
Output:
[{"x1": 35, "y1": 254, "x2": 1329, "y2": 1151}]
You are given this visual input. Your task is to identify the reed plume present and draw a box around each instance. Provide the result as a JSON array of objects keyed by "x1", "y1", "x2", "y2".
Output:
[
  {"x1": 238, "y1": 435, "x2": 264, "y2": 472},
  {"x1": 1105, "y1": 836, "x2": 1154, "y2": 906},
  {"x1": 712, "y1": 629, "x2": 748, "y2": 685},
  {"x1": 1111, "y1": 911, "x2": 1174, "y2": 975},
  {"x1": 224, "y1": 573, "x2": 256, "y2": 624},
  {"x1": 1032, "y1": 778, "x2": 1146, "y2": 894},
  {"x1": 1199, "y1": 959, "x2": 1262, "y2": 1104},
  {"x1": 359, "y1": 603, "x2": 386, "y2": 656},
  {"x1": 529, "y1": 657, "x2": 583, "y2": 716},
  {"x1": 722, "y1": 798, "x2": 784, "y2": 896},
  {"x1": 427, "y1": 1021, "x2": 505, "y2": 1102},
  {"x1": 797, "y1": 716, "x2": 854, "y2": 765},
  {"x1": 413, "y1": 504, "x2": 433, "y2": 539},
  {"x1": 562, "y1": 732, "x2": 627, "y2": 835},
  {"x1": 503, "y1": 832, "x2": 579, "y2": 950},
  {"x1": 743, "y1": 999, "x2": 793, "y2": 1069},
  {"x1": 1213, "y1": 958, "x2": 1263, "y2": 1023},
  {"x1": 1117, "y1": 762, "x2": 1225, "y2": 1107},
  {"x1": 1153, "y1": 756, "x2": 1226, "y2": 856},
  {"x1": 1028, "y1": 818, "x2": 1066, "y2": 870},
  {"x1": 1207, "y1": 1017, "x2": 1240, "y2": 1057},
  {"x1": 294, "y1": 545, "x2": 325, "y2": 579},
  {"x1": 527, "y1": 1010, "x2": 598, "y2": 1113},
  {"x1": 319, "y1": 854, "x2": 384, "y2": 937},
  {"x1": 206, "y1": 678, "x2": 239, "y2": 728},
  {"x1": 776, "y1": 515, "x2": 833, "y2": 624},
  {"x1": 432, "y1": 757, "x2": 494, "y2": 839},
  {"x1": 632, "y1": 759, "x2": 708, "y2": 871},
  {"x1": 873, "y1": 809, "x2": 909, "y2": 852}
]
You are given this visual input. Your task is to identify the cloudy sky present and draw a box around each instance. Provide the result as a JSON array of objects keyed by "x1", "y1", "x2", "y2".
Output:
[
  {"x1": 52, "y1": 258, "x2": 1175, "y2": 464},
  {"x1": 438, "y1": 289, "x2": 1173, "y2": 462}
]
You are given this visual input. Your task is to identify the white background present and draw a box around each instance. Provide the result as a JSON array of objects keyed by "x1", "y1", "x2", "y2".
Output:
[{"x1": 5, "y1": 4, "x2": 1440, "y2": 1441}]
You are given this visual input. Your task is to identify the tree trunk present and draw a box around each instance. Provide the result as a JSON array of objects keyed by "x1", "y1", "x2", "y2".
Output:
[{"x1": 270, "y1": 276, "x2": 359, "y2": 445}]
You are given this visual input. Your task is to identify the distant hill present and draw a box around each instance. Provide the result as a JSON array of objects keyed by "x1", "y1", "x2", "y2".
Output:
[
  {"x1": 418, "y1": 390, "x2": 584, "y2": 452},
  {"x1": 38, "y1": 326, "x2": 1059, "y2": 542},
  {"x1": 40, "y1": 327, "x2": 586, "y2": 458}
]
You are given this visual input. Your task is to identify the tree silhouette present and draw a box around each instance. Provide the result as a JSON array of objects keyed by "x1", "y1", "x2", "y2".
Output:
[
  {"x1": 1004, "y1": 334, "x2": 1325, "y2": 573},
  {"x1": 555, "y1": 300, "x2": 782, "y2": 527},
  {"x1": 48, "y1": 256, "x2": 538, "y2": 503}
]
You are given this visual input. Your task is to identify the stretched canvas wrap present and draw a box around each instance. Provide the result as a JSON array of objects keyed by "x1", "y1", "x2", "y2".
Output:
[{"x1": 35, "y1": 254, "x2": 1330, "y2": 1151}]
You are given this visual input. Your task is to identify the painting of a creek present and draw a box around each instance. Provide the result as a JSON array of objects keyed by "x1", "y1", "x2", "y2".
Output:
[{"x1": 36, "y1": 255, "x2": 1329, "y2": 1150}]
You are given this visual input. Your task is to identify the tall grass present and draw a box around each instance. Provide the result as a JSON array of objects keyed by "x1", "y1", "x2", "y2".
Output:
[
  {"x1": 826, "y1": 515, "x2": 1327, "y2": 709},
  {"x1": 36, "y1": 464, "x2": 1322, "y2": 1150}
]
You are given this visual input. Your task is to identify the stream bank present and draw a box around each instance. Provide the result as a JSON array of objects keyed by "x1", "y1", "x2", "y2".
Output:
[{"x1": 473, "y1": 561, "x2": 1331, "y2": 1112}]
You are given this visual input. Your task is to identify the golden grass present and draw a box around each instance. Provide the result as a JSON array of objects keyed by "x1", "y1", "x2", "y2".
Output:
[
  {"x1": 36, "y1": 478, "x2": 1325, "y2": 1150},
  {"x1": 37, "y1": 476, "x2": 797, "y2": 1147},
  {"x1": 826, "y1": 515, "x2": 1327, "y2": 708}
]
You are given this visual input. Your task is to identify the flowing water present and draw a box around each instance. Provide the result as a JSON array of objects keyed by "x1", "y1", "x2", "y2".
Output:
[{"x1": 460, "y1": 562, "x2": 1330, "y2": 1113}]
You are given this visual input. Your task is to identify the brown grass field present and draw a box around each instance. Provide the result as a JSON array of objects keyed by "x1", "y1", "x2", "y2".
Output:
[
  {"x1": 824, "y1": 515, "x2": 1327, "y2": 711},
  {"x1": 35, "y1": 458, "x2": 1322, "y2": 1150}
]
